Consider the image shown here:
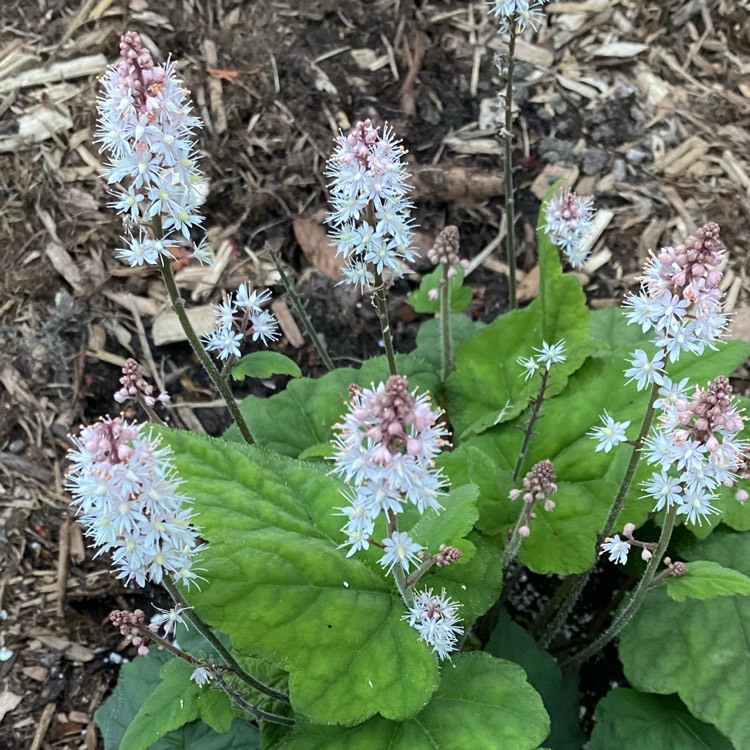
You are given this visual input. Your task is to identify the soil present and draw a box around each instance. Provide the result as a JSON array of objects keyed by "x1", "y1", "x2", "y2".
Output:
[{"x1": 1, "y1": 0, "x2": 749, "y2": 747}]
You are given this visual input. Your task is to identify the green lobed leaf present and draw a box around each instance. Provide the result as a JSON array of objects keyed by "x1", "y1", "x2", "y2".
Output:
[
  {"x1": 274, "y1": 652, "x2": 549, "y2": 750},
  {"x1": 414, "y1": 314, "x2": 484, "y2": 375},
  {"x1": 161, "y1": 430, "x2": 485, "y2": 726},
  {"x1": 486, "y1": 609, "x2": 584, "y2": 750},
  {"x1": 619, "y1": 530, "x2": 750, "y2": 747},
  {"x1": 120, "y1": 659, "x2": 234, "y2": 750},
  {"x1": 228, "y1": 354, "x2": 439, "y2": 457},
  {"x1": 589, "y1": 688, "x2": 733, "y2": 750},
  {"x1": 153, "y1": 720, "x2": 261, "y2": 750},
  {"x1": 95, "y1": 650, "x2": 172, "y2": 750},
  {"x1": 446, "y1": 272, "x2": 591, "y2": 440},
  {"x1": 408, "y1": 264, "x2": 473, "y2": 314},
  {"x1": 232, "y1": 351, "x2": 302, "y2": 381},
  {"x1": 665, "y1": 560, "x2": 750, "y2": 602}
]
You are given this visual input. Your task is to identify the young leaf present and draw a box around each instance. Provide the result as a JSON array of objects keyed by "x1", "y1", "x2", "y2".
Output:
[
  {"x1": 589, "y1": 689, "x2": 733, "y2": 750},
  {"x1": 275, "y1": 652, "x2": 549, "y2": 750},
  {"x1": 151, "y1": 720, "x2": 261, "y2": 750},
  {"x1": 160, "y1": 431, "x2": 487, "y2": 726},
  {"x1": 487, "y1": 609, "x2": 585, "y2": 750},
  {"x1": 232, "y1": 351, "x2": 302, "y2": 381},
  {"x1": 619, "y1": 531, "x2": 750, "y2": 748},
  {"x1": 229, "y1": 354, "x2": 439, "y2": 457},
  {"x1": 408, "y1": 265, "x2": 472, "y2": 314},
  {"x1": 414, "y1": 314, "x2": 483, "y2": 374},
  {"x1": 95, "y1": 650, "x2": 172, "y2": 750},
  {"x1": 119, "y1": 659, "x2": 234, "y2": 750},
  {"x1": 446, "y1": 271, "x2": 591, "y2": 439},
  {"x1": 665, "y1": 560, "x2": 750, "y2": 602}
]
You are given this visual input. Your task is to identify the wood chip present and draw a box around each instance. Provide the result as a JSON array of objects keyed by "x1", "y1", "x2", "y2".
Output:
[
  {"x1": 0, "y1": 692, "x2": 22, "y2": 723},
  {"x1": 152, "y1": 305, "x2": 215, "y2": 346},
  {"x1": 590, "y1": 41, "x2": 648, "y2": 58},
  {"x1": 203, "y1": 39, "x2": 227, "y2": 135},
  {"x1": 410, "y1": 164, "x2": 503, "y2": 201},
  {"x1": 271, "y1": 298, "x2": 304, "y2": 348},
  {"x1": 0, "y1": 54, "x2": 107, "y2": 94},
  {"x1": 530, "y1": 164, "x2": 580, "y2": 200},
  {"x1": 293, "y1": 217, "x2": 343, "y2": 280}
]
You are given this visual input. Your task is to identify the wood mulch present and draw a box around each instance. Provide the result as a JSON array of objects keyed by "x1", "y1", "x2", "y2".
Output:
[{"x1": 1, "y1": 0, "x2": 748, "y2": 746}]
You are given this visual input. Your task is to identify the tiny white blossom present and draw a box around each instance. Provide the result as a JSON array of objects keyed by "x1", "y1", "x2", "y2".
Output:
[
  {"x1": 588, "y1": 412, "x2": 631, "y2": 453},
  {"x1": 600, "y1": 535, "x2": 630, "y2": 565}
]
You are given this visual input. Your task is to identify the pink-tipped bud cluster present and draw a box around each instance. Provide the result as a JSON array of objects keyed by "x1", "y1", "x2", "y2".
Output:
[
  {"x1": 435, "y1": 544, "x2": 463, "y2": 567},
  {"x1": 427, "y1": 226, "x2": 460, "y2": 267},
  {"x1": 326, "y1": 120, "x2": 417, "y2": 290},
  {"x1": 110, "y1": 608, "x2": 152, "y2": 656},
  {"x1": 624, "y1": 223, "x2": 727, "y2": 363},
  {"x1": 509, "y1": 460, "x2": 558, "y2": 539},
  {"x1": 114, "y1": 358, "x2": 170, "y2": 406},
  {"x1": 96, "y1": 31, "x2": 213, "y2": 266},
  {"x1": 66, "y1": 416, "x2": 204, "y2": 587},
  {"x1": 544, "y1": 189, "x2": 595, "y2": 269},
  {"x1": 331, "y1": 376, "x2": 449, "y2": 557}
]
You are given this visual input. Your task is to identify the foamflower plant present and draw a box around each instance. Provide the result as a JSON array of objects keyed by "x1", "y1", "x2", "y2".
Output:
[{"x1": 75, "y1": 29, "x2": 750, "y2": 750}]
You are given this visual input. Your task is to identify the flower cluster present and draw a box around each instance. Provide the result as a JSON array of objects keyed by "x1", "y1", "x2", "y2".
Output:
[
  {"x1": 509, "y1": 459, "x2": 558, "y2": 537},
  {"x1": 66, "y1": 416, "x2": 203, "y2": 587},
  {"x1": 114, "y1": 358, "x2": 170, "y2": 406},
  {"x1": 517, "y1": 339, "x2": 567, "y2": 381},
  {"x1": 488, "y1": 0, "x2": 547, "y2": 35},
  {"x1": 203, "y1": 282, "x2": 279, "y2": 360},
  {"x1": 623, "y1": 223, "x2": 727, "y2": 377},
  {"x1": 332, "y1": 376, "x2": 449, "y2": 558},
  {"x1": 544, "y1": 189, "x2": 595, "y2": 269},
  {"x1": 96, "y1": 31, "x2": 212, "y2": 267},
  {"x1": 404, "y1": 589, "x2": 463, "y2": 660},
  {"x1": 326, "y1": 120, "x2": 417, "y2": 290},
  {"x1": 640, "y1": 375, "x2": 746, "y2": 525}
]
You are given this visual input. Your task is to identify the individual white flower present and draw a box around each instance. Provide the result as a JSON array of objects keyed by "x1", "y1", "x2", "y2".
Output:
[
  {"x1": 379, "y1": 531, "x2": 424, "y2": 575},
  {"x1": 599, "y1": 535, "x2": 630, "y2": 565},
  {"x1": 588, "y1": 412, "x2": 631, "y2": 453}
]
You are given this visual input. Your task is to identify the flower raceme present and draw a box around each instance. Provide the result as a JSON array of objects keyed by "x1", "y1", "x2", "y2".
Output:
[
  {"x1": 331, "y1": 376, "x2": 449, "y2": 556},
  {"x1": 326, "y1": 120, "x2": 417, "y2": 290},
  {"x1": 66, "y1": 416, "x2": 203, "y2": 587},
  {"x1": 623, "y1": 222, "x2": 728, "y2": 374},
  {"x1": 96, "y1": 31, "x2": 212, "y2": 266}
]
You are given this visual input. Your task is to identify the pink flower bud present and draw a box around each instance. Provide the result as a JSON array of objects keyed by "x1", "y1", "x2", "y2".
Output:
[
  {"x1": 736, "y1": 489, "x2": 749, "y2": 503},
  {"x1": 518, "y1": 525, "x2": 531, "y2": 538},
  {"x1": 509, "y1": 489, "x2": 521, "y2": 501},
  {"x1": 623, "y1": 523, "x2": 636, "y2": 538},
  {"x1": 428, "y1": 289, "x2": 439, "y2": 301},
  {"x1": 641, "y1": 549, "x2": 652, "y2": 561}
]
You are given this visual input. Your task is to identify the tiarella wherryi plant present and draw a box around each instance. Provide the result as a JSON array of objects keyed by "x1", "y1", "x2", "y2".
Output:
[{"x1": 70, "y1": 25, "x2": 750, "y2": 750}]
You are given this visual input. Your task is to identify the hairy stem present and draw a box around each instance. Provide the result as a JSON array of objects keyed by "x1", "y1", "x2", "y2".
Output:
[
  {"x1": 216, "y1": 674, "x2": 295, "y2": 726},
  {"x1": 373, "y1": 271, "x2": 398, "y2": 376},
  {"x1": 439, "y1": 264, "x2": 453, "y2": 380},
  {"x1": 269, "y1": 247, "x2": 335, "y2": 371},
  {"x1": 537, "y1": 380, "x2": 660, "y2": 649},
  {"x1": 561, "y1": 503, "x2": 678, "y2": 670},
  {"x1": 158, "y1": 259, "x2": 254, "y2": 444},
  {"x1": 164, "y1": 580, "x2": 289, "y2": 703},
  {"x1": 503, "y1": 21, "x2": 518, "y2": 310},
  {"x1": 513, "y1": 368, "x2": 549, "y2": 482},
  {"x1": 387, "y1": 510, "x2": 412, "y2": 605}
]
